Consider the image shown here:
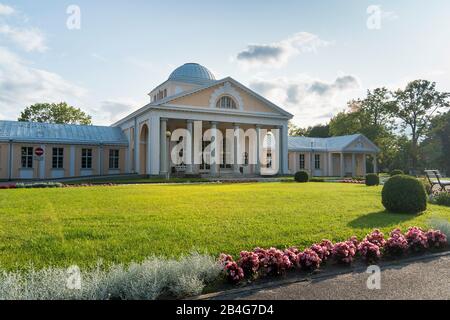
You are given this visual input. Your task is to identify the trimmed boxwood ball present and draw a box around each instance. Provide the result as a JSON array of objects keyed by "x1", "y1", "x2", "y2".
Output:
[
  {"x1": 294, "y1": 170, "x2": 309, "y2": 183},
  {"x1": 365, "y1": 173, "x2": 379, "y2": 186},
  {"x1": 382, "y1": 175, "x2": 427, "y2": 214},
  {"x1": 390, "y1": 169, "x2": 404, "y2": 176}
]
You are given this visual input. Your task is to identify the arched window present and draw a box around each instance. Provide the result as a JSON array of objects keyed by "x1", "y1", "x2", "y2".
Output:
[{"x1": 216, "y1": 96, "x2": 237, "y2": 109}]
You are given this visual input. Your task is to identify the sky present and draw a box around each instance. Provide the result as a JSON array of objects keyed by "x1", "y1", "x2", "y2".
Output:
[{"x1": 0, "y1": 0, "x2": 449, "y2": 127}]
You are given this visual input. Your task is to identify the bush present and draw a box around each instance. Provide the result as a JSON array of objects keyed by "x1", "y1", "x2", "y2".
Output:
[
  {"x1": 298, "y1": 249, "x2": 321, "y2": 270},
  {"x1": 382, "y1": 175, "x2": 427, "y2": 213},
  {"x1": 310, "y1": 178, "x2": 325, "y2": 182},
  {"x1": 332, "y1": 241, "x2": 357, "y2": 264},
  {"x1": 425, "y1": 230, "x2": 448, "y2": 249},
  {"x1": 405, "y1": 227, "x2": 428, "y2": 252},
  {"x1": 390, "y1": 169, "x2": 404, "y2": 177},
  {"x1": 365, "y1": 174, "x2": 380, "y2": 186},
  {"x1": 15, "y1": 182, "x2": 64, "y2": 189},
  {"x1": 385, "y1": 229, "x2": 409, "y2": 257},
  {"x1": 0, "y1": 253, "x2": 221, "y2": 300},
  {"x1": 310, "y1": 240, "x2": 333, "y2": 262},
  {"x1": 357, "y1": 240, "x2": 381, "y2": 263},
  {"x1": 253, "y1": 248, "x2": 292, "y2": 276},
  {"x1": 294, "y1": 171, "x2": 309, "y2": 183},
  {"x1": 364, "y1": 229, "x2": 386, "y2": 248},
  {"x1": 433, "y1": 192, "x2": 450, "y2": 207},
  {"x1": 237, "y1": 251, "x2": 259, "y2": 277}
]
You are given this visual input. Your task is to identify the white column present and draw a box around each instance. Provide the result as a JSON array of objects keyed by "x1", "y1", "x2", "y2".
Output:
[
  {"x1": 327, "y1": 153, "x2": 332, "y2": 177},
  {"x1": 160, "y1": 118, "x2": 168, "y2": 175},
  {"x1": 186, "y1": 120, "x2": 194, "y2": 174},
  {"x1": 39, "y1": 144, "x2": 46, "y2": 179},
  {"x1": 233, "y1": 124, "x2": 241, "y2": 174},
  {"x1": 352, "y1": 153, "x2": 356, "y2": 177},
  {"x1": 149, "y1": 115, "x2": 160, "y2": 175},
  {"x1": 340, "y1": 153, "x2": 345, "y2": 178},
  {"x1": 125, "y1": 130, "x2": 131, "y2": 173},
  {"x1": 363, "y1": 153, "x2": 367, "y2": 175},
  {"x1": 210, "y1": 122, "x2": 218, "y2": 176},
  {"x1": 70, "y1": 145, "x2": 75, "y2": 177},
  {"x1": 281, "y1": 124, "x2": 289, "y2": 175},
  {"x1": 134, "y1": 119, "x2": 140, "y2": 174},
  {"x1": 256, "y1": 125, "x2": 261, "y2": 175},
  {"x1": 310, "y1": 152, "x2": 315, "y2": 177},
  {"x1": 8, "y1": 142, "x2": 13, "y2": 180},
  {"x1": 98, "y1": 145, "x2": 103, "y2": 176},
  {"x1": 373, "y1": 154, "x2": 378, "y2": 174}
]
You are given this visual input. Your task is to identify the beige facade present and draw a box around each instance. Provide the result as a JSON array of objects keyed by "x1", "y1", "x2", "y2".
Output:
[{"x1": 0, "y1": 142, "x2": 126, "y2": 180}]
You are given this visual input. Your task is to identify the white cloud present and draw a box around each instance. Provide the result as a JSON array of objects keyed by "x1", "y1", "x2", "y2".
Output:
[
  {"x1": 249, "y1": 74, "x2": 362, "y2": 127},
  {"x1": 235, "y1": 32, "x2": 330, "y2": 68},
  {"x1": 89, "y1": 99, "x2": 137, "y2": 124},
  {"x1": 0, "y1": 47, "x2": 86, "y2": 120},
  {"x1": 0, "y1": 24, "x2": 47, "y2": 52},
  {"x1": 0, "y1": 3, "x2": 14, "y2": 15}
]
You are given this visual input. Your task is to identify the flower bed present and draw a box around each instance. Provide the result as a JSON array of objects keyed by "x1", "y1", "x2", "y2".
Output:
[
  {"x1": 219, "y1": 227, "x2": 448, "y2": 284},
  {"x1": 0, "y1": 182, "x2": 118, "y2": 190}
]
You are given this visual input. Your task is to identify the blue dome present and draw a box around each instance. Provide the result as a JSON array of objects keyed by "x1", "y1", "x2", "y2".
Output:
[{"x1": 168, "y1": 63, "x2": 216, "y2": 84}]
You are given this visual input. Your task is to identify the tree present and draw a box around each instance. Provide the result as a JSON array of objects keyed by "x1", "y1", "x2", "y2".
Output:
[
  {"x1": 393, "y1": 80, "x2": 450, "y2": 173},
  {"x1": 422, "y1": 111, "x2": 450, "y2": 174},
  {"x1": 288, "y1": 121, "x2": 330, "y2": 137},
  {"x1": 329, "y1": 88, "x2": 396, "y2": 171},
  {"x1": 18, "y1": 102, "x2": 92, "y2": 125}
]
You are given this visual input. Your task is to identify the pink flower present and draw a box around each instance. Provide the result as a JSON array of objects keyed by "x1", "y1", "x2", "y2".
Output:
[
  {"x1": 364, "y1": 229, "x2": 386, "y2": 248},
  {"x1": 358, "y1": 240, "x2": 381, "y2": 263},
  {"x1": 237, "y1": 251, "x2": 260, "y2": 276},
  {"x1": 405, "y1": 227, "x2": 429, "y2": 252},
  {"x1": 332, "y1": 241, "x2": 357, "y2": 264},
  {"x1": 253, "y1": 247, "x2": 292, "y2": 276},
  {"x1": 298, "y1": 249, "x2": 322, "y2": 270},
  {"x1": 385, "y1": 229, "x2": 409, "y2": 256},
  {"x1": 425, "y1": 229, "x2": 448, "y2": 249},
  {"x1": 310, "y1": 239, "x2": 333, "y2": 262}
]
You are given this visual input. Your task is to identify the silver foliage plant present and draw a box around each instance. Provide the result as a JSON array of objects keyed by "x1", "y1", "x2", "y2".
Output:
[
  {"x1": 429, "y1": 217, "x2": 450, "y2": 239},
  {"x1": 0, "y1": 253, "x2": 221, "y2": 300}
]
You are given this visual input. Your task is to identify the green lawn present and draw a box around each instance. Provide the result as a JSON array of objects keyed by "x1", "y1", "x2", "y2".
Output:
[{"x1": 0, "y1": 182, "x2": 449, "y2": 270}]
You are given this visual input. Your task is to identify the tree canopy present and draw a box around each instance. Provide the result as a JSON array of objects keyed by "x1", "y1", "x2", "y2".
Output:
[{"x1": 18, "y1": 102, "x2": 92, "y2": 125}]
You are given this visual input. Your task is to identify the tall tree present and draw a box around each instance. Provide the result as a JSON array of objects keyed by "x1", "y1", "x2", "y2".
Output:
[
  {"x1": 393, "y1": 80, "x2": 450, "y2": 173},
  {"x1": 422, "y1": 111, "x2": 450, "y2": 174},
  {"x1": 18, "y1": 102, "x2": 92, "y2": 125}
]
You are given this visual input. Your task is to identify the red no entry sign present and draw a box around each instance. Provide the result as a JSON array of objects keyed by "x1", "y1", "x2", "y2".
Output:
[{"x1": 35, "y1": 147, "x2": 44, "y2": 156}]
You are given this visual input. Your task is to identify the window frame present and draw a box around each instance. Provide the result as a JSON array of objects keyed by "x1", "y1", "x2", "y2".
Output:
[
  {"x1": 21, "y1": 147, "x2": 33, "y2": 169},
  {"x1": 81, "y1": 148, "x2": 93, "y2": 169},
  {"x1": 299, "y1": 154, "x2": 305, "y2": 170},
  {"x1": 216, "y1": 96, "x2": 237, "y2": 109},
  {"x1": 52, "y1": 147, "x2": 64, "y2": 169},
  {"x1": 109, "y1": 149, "x2": 120, "y2": 170},
  {"x1": 314, "y1": 154, "x2": 321, "y2": 170}
]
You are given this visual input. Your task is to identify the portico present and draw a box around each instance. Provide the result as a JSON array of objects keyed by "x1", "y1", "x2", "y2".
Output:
[{"x1": 113, "y1": 63, "x2": 292, "y2": 177}]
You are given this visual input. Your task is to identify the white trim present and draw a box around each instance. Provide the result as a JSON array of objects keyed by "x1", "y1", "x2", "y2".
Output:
[{"x1": 209, "y1": 82, "x2": 244, "y2": 111}]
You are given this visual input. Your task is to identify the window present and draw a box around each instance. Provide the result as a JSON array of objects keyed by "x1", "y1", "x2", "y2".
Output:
[
  {"x1": 21, "y1": 147, "x2": 33, "y2": 168},
  {"x1": 216, "y1": 96, "x2": 237, "y2": 109},
  {"x1": 266, "y1": 152, "x2": 272, "y2": 168},
  {"x1": 200, "y1": 140, "x2": 210, "y2": 170},
  {"x1": 299, "y1": 154, "x2": 305, "y2": 170},
  {"x1": 315, "y1": 154, "x2": 321, "y2": 170},
  {"x1": 52, "y1": 148, "x2": 64, "y2": 169},
  {"x1": 220, "y1": 137, "x2": 232, "y2": 169},
  {"x1": 81, "y1": 148, "x2": 92, "y2": 169},
  {"x1": 109, "y1": 149, "x2": 119, "y2": 169}
]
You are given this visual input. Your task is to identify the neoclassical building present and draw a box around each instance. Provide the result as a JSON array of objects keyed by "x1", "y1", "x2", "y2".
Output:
[{"x1": 0, "y1": 63, "x2": 379, "y2": 180}]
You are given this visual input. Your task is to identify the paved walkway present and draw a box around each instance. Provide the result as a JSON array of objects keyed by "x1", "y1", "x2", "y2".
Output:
[{"x1": 211, "y1": 255, "x2": 450, "y2": 300}]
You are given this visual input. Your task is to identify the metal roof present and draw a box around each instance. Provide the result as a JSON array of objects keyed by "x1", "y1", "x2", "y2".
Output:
[
  {"x1": 288, "y1": 134, "x2": 379, "y2": 153},
  {"x1": 0, "y1": 120, "x2": 128, "y2": 146},
  {"x1": 168, "y1": 63, "x2": 216, "y2": 85}
]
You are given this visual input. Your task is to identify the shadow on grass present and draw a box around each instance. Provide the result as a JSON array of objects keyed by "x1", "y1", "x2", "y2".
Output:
[{"x1": 348, "y1": 210, "x2": 418, "y2": 229}]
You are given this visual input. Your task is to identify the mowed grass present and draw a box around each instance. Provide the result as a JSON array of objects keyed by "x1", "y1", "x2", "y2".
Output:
[{"x1": 0, "y1": 182, "x2": 449, "y2": 270}]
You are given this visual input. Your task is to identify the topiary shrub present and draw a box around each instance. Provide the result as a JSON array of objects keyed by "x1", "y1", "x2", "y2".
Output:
[
  {"x1": 390, "y1": 169, "x2": 404, "y2": 177},
  {"x1": 382, "y1": 175, "x2": 427, "y2": 213},
  {"x1": 365, "y1": 173, "x2": 380, "y2": 186},
  {"x1": 294, "y1": 171, "x2": 309, "y2": 183},
  {"x1": 433, "y1": 192, "x2": 450, "y2": 207}
]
